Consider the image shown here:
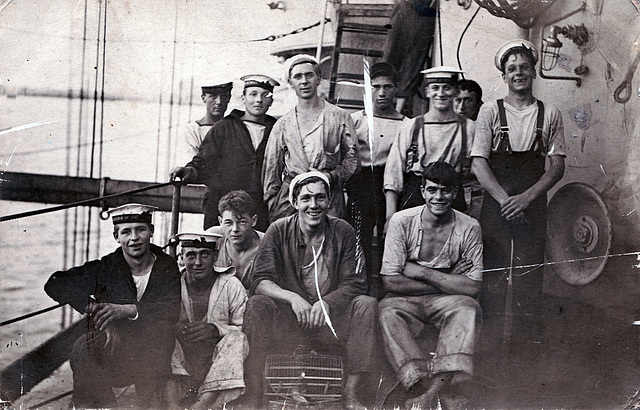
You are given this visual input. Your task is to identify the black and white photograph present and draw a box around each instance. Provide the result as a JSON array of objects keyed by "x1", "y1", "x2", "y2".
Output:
[{"x1": 1, "y1": 0, "x2": 639, "y2": 408}]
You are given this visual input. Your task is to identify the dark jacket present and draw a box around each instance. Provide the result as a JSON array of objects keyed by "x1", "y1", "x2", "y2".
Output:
[
  {"x1": 250, "y1": 214, "x2": 367, "y2": 313},
  {"x1": 44, "y1": 244, "x2": 181, "y2": 375},
  {"x1": 187, "y1": 109, "x2": 277, "y2": 230}
]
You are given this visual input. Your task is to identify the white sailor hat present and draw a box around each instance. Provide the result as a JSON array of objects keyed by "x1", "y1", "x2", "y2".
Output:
[
  {"x1": 420, "y1": 66, "x2": 464, "y2": 84},
  {"x1": 108, "y1": 203, "x2": 158, "y2": 225},
  {"x1": 494, "y1": 39, "x2": 539, "y2": 71},
  {"x1": 176, "y1": 232, "x2": 223, "y2": 249},
  {"x1": 240, "y1": 74, "x2": 280, "y2": 93},
  {"x1": 283, "y1": 54, "x2": 320, "y2": 82},
  {"x1": 288, "y1": 171, "x2": 331, "y2": 205}
]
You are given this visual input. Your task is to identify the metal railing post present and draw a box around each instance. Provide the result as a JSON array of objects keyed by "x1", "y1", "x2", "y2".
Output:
[{"x1": 169, "y1": 181, "x2": 182, "y2": 258}]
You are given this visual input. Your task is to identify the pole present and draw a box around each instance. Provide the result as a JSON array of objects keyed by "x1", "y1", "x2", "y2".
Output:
[
  {"x1": 315, "y1": 0, "x2": 329, "y2": 62},
  {"x1": 169, "y1": 181, "x2": 182, "y2": 257}
]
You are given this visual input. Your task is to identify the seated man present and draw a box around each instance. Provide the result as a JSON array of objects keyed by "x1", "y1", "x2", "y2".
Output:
[
  {"x1": 379, "y1": 162, "x2": 483, "y2": 409},
  {"x1": 206, "y1": 190, "x2": 264, "y2": 290},
  {"x1": 167, "y1": 232, "x2": 248, "y2": 409},
  {"x1": 44, "y1": 204, "x2": 181, "y2": 408},
  {"x1": 243, "y1": 171, "x2": 377, "y2": 409}
]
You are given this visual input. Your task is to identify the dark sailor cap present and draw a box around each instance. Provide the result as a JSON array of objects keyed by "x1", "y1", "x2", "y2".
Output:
[
  {"x1": 421, "y1": 66, "x2": 464, "y2": 85},
  {"x1": 108, "y1": 203, "x2": 158, "y2": 225},
  {"x1": 201, "y1": 82, "x2": 233, "y2": 95}
]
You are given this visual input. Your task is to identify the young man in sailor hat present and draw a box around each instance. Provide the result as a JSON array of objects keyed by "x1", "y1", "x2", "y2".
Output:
[
  {"x1": 166, "y1": 231, "x2": 249, "y2": 409},
  {"x1": 172, "y1": 74, "x2": 279, "y2": 232},
  {"x1": 384, "y1": 66, "x2": 475, "y2": 227},
  {"x1": 177, "y1": 81, "x2": 234, "y2": 165},
  {"x1": 44, "y1": 203, "x2": 181, "y2": 408},
  {"x1": 471, "y1": 39, "x2": 565, "y2": 318},
  {"x1": 243, "y1": 171, "x2": 378, "y2": 409},
  {"x1": 262, "y1": 54, "x2": 358, "y2": 223}
]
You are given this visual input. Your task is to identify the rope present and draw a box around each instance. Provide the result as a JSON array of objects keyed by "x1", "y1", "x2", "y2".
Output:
[
  {"x1": 27, "y1": 390, "x2": 73, "y2": 408},
  {"x1": 0, "y1": 304, "x2": 65, "y2": 327},
  {"x1": 250, "y1": 18, "x2": 330, "y2": 42},
  {"x1": 456, "y1": 5, "x2": 481, "y2": 73},
  {"x1": 0, "y1": 181, "x2": 174, "y2": 223}
]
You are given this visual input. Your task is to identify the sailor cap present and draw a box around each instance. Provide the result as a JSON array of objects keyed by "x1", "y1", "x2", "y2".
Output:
[
  {"x1": 494, "y1": 39, "x2": 539, "y2": 71},
  {"x1": 201, "y1": 82, "x2": 233, "y2": 95},
  {"x1": 284, "y1": 54, "x2": 319, "y2": 82},
  {"x1": 176, "y1": 232, "x2": 223, "y2": 249},
  {"x1": 108, "y1": 203, "x2": 158, "y2": 225},
  {"x1": 420, "y1": 66, "x2": 464, "y2": 84},
  {"x1": 240, "y1": 74, "x2": 280, "y2": 93},
  {"x1": 288, "y1": 171, "x2": 331, "y2": 205}
]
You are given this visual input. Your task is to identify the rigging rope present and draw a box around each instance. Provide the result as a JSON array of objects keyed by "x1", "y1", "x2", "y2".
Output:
[
  {"x1": 456, "y1": 5, "x2": 481, "y2": 73},
  {"x1": 249, "y1": 18, "x2": 330, "y2": 42}
]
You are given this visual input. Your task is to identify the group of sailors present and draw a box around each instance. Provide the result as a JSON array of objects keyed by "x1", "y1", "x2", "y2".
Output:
[{"x1": 44, "y1": 37, "x2": 565, "y2": 409}]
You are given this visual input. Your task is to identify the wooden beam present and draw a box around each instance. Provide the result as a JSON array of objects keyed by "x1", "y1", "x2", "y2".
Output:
[{"x1": 0, "y1": 171, "x2": 205, "y2": 213}]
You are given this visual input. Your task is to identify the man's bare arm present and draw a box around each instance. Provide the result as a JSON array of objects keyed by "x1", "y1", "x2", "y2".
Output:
[
  {"x1": 381, "y1": 274, "x2": 441, "y2": 296},
  {"x1": 403, "y1": 261, "x2": 481, "y2": 297}
]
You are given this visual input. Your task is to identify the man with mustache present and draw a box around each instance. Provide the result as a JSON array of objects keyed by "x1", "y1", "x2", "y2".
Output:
[{"x1": 262, "y1": 54, "x2": 358, "y2": 223}]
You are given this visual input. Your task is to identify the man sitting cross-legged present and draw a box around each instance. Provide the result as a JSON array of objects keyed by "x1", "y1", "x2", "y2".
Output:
[
  {"x1": 167, "y1": 232, "x2": 248, "y2": 409},
  {"x1": 379, "y1": 161, "x2": 483, "y2": 409}
]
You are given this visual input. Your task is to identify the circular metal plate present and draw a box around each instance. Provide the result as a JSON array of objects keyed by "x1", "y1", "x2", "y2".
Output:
[{"x1": 546, "y1": 182, "x2": 612, "y2": 285}]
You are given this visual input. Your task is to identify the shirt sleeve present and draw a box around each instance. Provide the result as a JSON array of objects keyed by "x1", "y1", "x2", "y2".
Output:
[
  {"x1": 186, "y1": 125, "x2": 219, "y2": 182},
  {"x1": 470, "y1": 103, "x2": 496, "y2": 159},
  {"x1": 328, "y1": 113, "x2": 359, "y2": 185},
  {"x1": 383, "y1": 120, "x2": 412, "y2": 193},
  {"x1": 213, "y1": 277, "x2": 247, "y2": 336},
  {"x1": 262, "y1": 120, "x2": 286, "y2": 213},
  {"x1": 546, "y1": 105, "x2": 566, "y2": 157},
  {"x1": 460, "y1": 221, "x2": 483, "y2": 282},
  {"x1": 380, "y1": 212, "x2": 408, "y2": 276},
  {"x1": 249, "y1": 223, "x2": 283, "y2": 295}
]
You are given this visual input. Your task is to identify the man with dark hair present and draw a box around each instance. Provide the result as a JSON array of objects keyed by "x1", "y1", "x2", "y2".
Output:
[
  {"x1": 262, "y1": 54, "x2": 358, "y2": 223},
  {"x1": 167, "y1": 232, "x2": 248, "y2": 409},
  {"x1": 243, "y1": 171, "x2": 377, "y2": 409},
  {"x1": 384, "y1": 66, "x2": 474, "y2": 225},
  {"x1": 171, "y1": 75, "x2": 279, "y2": 231},
  {"x1": 177, "y1": 82, "x2": 233, "y2": 165},
  {"x1": 379, "y1": 162, "x2": 483, "y2": 409},
  {"x1": 44, "y1": 204, "x2": 181, "y2": 408},
  {"x1": 454, "y1": 79, "x2": 483, "y2": 121},
  {"x1": 471, "y1": 40, "x2": 565, "y2": 317},
  {"x1": 207, "y1": 190, "x2": 264, "y2": 289},
  {"x1": 347, "y1": 61, "x2": 408, "y2": 293}
]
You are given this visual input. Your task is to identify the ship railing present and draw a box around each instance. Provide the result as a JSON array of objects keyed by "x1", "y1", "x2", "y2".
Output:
[{"x1": 0, "y1": 179, "x2": 185, "y2": 405}]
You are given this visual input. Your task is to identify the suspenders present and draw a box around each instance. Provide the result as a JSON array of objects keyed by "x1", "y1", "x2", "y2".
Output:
[
  {"x1": 496, "y1": 99, "x2": 546, "y2": 155},
  {"x1": 404, "y1": 117, "x2": 467, "y2": 173}
]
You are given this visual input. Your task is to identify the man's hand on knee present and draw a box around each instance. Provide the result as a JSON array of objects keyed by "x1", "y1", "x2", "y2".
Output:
[
  {"x1": 309, "y1": 300, "x2": 330, "y2": 329},
  {"x1": 289, "y1": 294, "x2": 313, "y2": 329}
]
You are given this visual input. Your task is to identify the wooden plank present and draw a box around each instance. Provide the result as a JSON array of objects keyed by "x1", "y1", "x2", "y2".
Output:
[{"x1": 0, "y1": 171, "x2": 206, "y2": 213}]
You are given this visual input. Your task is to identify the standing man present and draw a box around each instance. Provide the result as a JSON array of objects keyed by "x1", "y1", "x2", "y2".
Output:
[
  {"x1": 177, "y1": 81, "x2": 233, "y2": 165},
  {"x1": 243, "y1": 172, "x2": 378, "y2": 409},
  {"x1": 454, "y1": 79, "x2": 484, "y2": 121},
  {"x1": 384, "y1": 66, "x2": 474, "y2": 225},
  {"x1": 379, "y1": 162, "x2": 483, "y2": 409},
  {"x1": 167, "y1": 232, "x2": 248, "y2": 409},
  {"x1": 171, "y1": 75, "x2": 279, "y2": 231},
  {"x1": 262, "y1": 54, "x2": 358, "y2": 223},
  {"x1": 454, "y1": 79, "x2": 485, "y2": 219},
  {"x1": 207, "y1": 190, "x2": 264, "y2": 289},
  {"x1": 44, "y1": 204, "x2": 181, "y2": 408},
  {"x1": 471, "y1": 40, "x2": 565, "y2": 317},
  {"x1": 347, "y1": 62, "x2": 408, "y2": 293}
]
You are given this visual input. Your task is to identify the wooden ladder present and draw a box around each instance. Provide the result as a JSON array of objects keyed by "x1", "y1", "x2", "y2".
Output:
[{"x1": 328, "y1": 2, "x2": 394, "y2": 111}]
